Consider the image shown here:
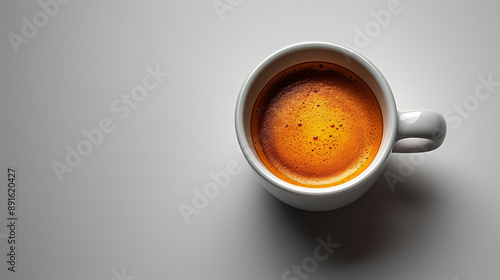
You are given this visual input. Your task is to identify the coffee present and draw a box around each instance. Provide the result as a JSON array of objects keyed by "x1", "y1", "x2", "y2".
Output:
[{"x1": 251, "y1": 62, "x2": 383, "y2": 188}]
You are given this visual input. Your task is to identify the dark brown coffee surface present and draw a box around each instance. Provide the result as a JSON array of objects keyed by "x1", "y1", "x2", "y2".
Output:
[{"x1": 251, "y1": 62, "x2": 383, "y2": 188}]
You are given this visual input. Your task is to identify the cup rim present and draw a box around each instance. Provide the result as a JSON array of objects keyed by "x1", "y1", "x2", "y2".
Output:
[{"x1": 235, "y1": 41, "x2": 397, "y2": 197}]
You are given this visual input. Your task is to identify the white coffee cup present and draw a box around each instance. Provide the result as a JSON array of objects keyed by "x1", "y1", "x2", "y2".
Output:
[{"x1": 235, "y1": 42, "x2": 446, "y2": 211}]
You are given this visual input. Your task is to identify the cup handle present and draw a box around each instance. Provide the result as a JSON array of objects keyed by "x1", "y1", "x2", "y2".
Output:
[{"x1": 393, "y1": 110, "x2": 447, "y2": 153}]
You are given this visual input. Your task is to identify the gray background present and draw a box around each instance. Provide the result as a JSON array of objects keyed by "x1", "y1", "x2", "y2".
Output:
[{"x1": 1, "y1": 1, "x2": 499, "y2": 279}]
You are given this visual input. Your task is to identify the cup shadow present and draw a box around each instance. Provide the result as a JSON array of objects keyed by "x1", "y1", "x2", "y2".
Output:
[{"x1": 260, "y1": 157, "x2": 443, "y2": 264}]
